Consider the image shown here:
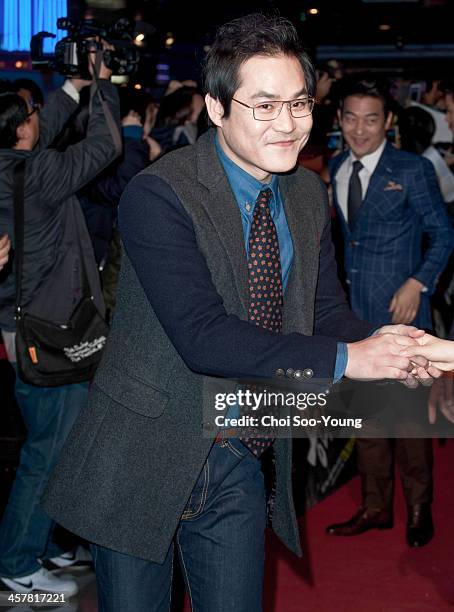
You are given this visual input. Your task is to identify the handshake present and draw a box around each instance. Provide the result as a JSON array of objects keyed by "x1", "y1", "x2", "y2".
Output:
[{"x1": 346, "y1": 324, "x2": 445, "y2": 388}]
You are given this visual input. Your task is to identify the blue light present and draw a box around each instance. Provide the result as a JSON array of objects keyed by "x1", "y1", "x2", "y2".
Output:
[{"x1": 1, "y1": 0, "x2": 68, "y2": 53}]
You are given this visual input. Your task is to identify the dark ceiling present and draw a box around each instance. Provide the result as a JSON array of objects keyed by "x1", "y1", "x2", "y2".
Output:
[
  {"x1": 70, "y1": 0, "x2": 454, "y2": 82},
  {"x1": 125, "y1": 0, "x2": 453, "y2": 48}
]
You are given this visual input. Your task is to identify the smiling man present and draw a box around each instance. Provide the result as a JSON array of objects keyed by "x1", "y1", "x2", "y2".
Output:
[{"x1": 43, "y1": 16, "x2": 436, "y2": 612}]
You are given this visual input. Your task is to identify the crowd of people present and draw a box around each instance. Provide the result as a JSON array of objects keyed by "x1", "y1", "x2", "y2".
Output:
[{"x1": 0, "y1": 11, "x2": 454, "y2": 611}]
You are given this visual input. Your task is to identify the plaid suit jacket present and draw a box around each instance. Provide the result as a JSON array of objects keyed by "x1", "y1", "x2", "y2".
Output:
[{"x1": 330, "y1": 142, "x2": 454, "y2": 328}]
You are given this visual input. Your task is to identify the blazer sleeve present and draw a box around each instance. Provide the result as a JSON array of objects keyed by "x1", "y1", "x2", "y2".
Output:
[{"x1": 118, "y1": 173, "x2": 352, "y2": 381}]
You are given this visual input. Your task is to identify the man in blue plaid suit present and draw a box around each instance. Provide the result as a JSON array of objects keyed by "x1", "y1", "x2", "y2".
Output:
[{"x1": 326, "y1": 77, "x2": 454, "y2": 547}]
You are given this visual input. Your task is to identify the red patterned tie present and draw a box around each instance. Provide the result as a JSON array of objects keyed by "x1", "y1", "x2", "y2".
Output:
[{"x1": 242, "y1": 188, "x2": 283, "y2": 457}]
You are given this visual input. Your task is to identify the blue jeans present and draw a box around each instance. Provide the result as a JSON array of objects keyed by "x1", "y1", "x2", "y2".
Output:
[
  {"x1": 91, "y1": 438, "x2": 266, "y2": 612},
  {"x1": 0, "y1": 370, "x2": 88, "y2": 577}
]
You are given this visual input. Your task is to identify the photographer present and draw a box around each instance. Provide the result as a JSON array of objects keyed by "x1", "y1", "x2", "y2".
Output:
[{"x1": 0, "y1": 52, "x2": 120, "y2": 597}]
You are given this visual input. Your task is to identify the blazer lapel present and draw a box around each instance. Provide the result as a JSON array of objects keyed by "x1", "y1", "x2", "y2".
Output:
[
  {"x1": 195, "y1": 131, "x2": 249, "y2": 314},
  {"x1": 360, "y1": 142, "x2": 395, "y2": 210}
]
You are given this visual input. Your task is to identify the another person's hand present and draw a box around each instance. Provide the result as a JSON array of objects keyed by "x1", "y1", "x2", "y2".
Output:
[
  {"x1": 402, "y1": 333, "x2": 454, "y2": 372},
  {"x1": 165, "y1": 80, "x2": 183, "y2": 96},
  {"x1": 388, "y1": 278, "x2": 423, "y2": 324},
  {"x1": 144, "y1": 136, "x2": 162, "y2": 161},
  {"x1": 0, "y1": 234, "x2": 11, "y2": 271},
  {"x1": 84, "y1": 38, "x2": 114, "y2": 82},
  {"x1": 143, "y1": 101, "x2": 159, "y2": 136},
  {"x1": 428, "y1": 373, "x2": 454, "y2": 424},
  {"x1": 315, "y1": 71, "x2": 333, "y2": 102},
  {"x1": 165, "y1": 79, "x2": 198, "y2": 97},
  {"x1": 444, "y1": 151, "x2": 454, "y2": 167}
]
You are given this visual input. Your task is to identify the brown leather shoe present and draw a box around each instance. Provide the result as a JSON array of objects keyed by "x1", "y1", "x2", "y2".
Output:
[
  {"x1": 326, "y1": 506, "x2": 393, "y2": 536},
  {"x1": 406, "y1": 503, "x2": 434, "y2": 547}
]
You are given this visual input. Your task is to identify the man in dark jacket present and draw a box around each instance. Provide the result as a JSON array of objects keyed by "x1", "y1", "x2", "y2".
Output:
[
  {"x1": 0, "y1": 60, "x2": 120, "y2": 596},
  {"x1": 43, "y1": 15, "x2": 437, "y2": 612}
]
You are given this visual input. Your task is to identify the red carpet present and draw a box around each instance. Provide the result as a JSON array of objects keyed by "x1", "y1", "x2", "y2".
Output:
[
  {"x1": 263, "y1": 439, "x2": 454, "y2": 611},
  {"x1": 183, "y1": 440, "x2": 454, "y2": 611}
]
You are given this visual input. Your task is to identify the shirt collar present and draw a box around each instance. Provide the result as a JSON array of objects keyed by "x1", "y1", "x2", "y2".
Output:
[
  {"x1": 349, "y1": 139, "x2": 387, "y2": 175},
  {"x1": 215, "y1": 133, "x2": 280, "y2": 216}
]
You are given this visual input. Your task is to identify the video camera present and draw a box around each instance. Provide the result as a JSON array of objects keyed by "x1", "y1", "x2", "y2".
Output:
[{"x1": 30, "y1": 17, "x2": 139, "y2": 78}]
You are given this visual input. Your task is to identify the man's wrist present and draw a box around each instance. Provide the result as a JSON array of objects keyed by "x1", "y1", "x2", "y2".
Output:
[{"x1": 408, "y1": 277, "x2": 427, "y2": 292}]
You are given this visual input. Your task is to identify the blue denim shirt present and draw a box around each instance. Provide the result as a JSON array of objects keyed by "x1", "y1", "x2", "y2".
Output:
[{"x1": 215, "y1": 135, "x2": 347, "y2": 381}]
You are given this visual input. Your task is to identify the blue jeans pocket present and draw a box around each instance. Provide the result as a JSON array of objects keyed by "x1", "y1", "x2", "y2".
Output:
[
  {"x1": 222, "y1": 438, "x2": 249, "y2": 459},
  {"x1": 181, "y1": 461, "x2": 210, "y2": 519}
]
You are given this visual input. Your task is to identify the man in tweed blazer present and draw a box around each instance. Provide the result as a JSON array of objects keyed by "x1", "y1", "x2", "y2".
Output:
[
  {"x1": 43, "y1": 17, "x2": 435, "y2": 612},
  {"x1": 326, "y1": 77, "x2": 454, "y2": 547}
]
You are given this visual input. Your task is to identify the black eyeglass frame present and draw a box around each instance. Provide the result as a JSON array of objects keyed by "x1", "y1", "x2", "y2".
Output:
[
  {"x1": 26, "y1": 103, "x2": 40, "y2": 118},
  {"x1": 232, "y1": 97, "x2": 315, "y2": 121}
]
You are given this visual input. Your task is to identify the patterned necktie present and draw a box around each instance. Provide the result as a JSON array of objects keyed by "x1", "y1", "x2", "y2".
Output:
[
  {"x1": 242, "y1": 188, "x2": 283, "y2": 457},
  {"x1": 347, "y1": 160, "x2": 363, "y2": 230}
]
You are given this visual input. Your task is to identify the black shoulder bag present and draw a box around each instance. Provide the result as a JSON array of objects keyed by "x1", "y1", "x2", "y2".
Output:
[{"x1": 13, "y1": 160, "x2": 109, "y2": 387}]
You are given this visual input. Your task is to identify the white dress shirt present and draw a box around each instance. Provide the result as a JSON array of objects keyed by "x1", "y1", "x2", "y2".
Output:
[
  {"x1": 410, "y1": 102, "x2": 453, "y2": 145},
  {"x1": 62, "y1": 79, "x2": 81, "y2": 104},
  {"x1": 423, "y1": 145, "x2": 454, "y2": 204},
  {"x1": 334, "y1": 139, "x2": 387, "y2": 223}
]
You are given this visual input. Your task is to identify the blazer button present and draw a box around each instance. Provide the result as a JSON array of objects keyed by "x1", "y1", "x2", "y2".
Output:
[
  {"x1": 293, "y1": 369, "x2": 303, "y2": 380},
  {"x1": 286, "y1": 368, "x2": 295, "y2": 378},
  {"x1": 303, "y1": 368, "x2": 314, "y2": 379},
  {"x1": 275, "y1": 368, "x2": 285, "y2": 377}
]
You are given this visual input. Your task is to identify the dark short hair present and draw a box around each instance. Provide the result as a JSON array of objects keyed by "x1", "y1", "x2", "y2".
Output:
[
  {"x1": 203, "y1": 13, "x2": 315, "y2": 118},
  {"x1": 14, "y1": 78, "x2": 44, "y2": 106},
  {"x1": 339, "y1": 75, "x2": 393, "y2": 116},
  {"x1": 155, "y1": 87, "x2": 194, "y2": 128},
  {"x1": 400, "y1": 106, "x2": 435, "y2": 155},
  {"x1": 0, "y1": 92, "x2": 29, "y2": 148}
]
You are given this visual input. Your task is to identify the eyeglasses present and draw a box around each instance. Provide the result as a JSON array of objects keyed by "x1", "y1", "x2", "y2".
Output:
[
  {"x1": 26, "y1": 103, "x2": 40, "y2": 118},
  {"x1": 232, "y1": 97, "x2": 315, "y2": 121}
]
